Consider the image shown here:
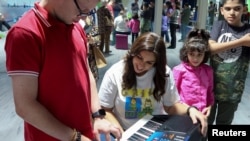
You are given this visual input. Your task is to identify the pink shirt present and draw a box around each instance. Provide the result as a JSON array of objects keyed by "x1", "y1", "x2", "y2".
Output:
[
  {"x1": 128, "y1": 18, "x2": 140, "y2": 33},
  {"x1": 173, "y1": 62, "x2": 214, "y2": 112},
  {"x1": 106, "y1": 4, "x2": 114, "y2": 17}
]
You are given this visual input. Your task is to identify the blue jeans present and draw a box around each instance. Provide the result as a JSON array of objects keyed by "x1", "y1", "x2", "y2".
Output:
[
  {"x1": 180, "y1": 23, "x2": 188, "y2": 40},
  {"x1": 161, "y1": 30, "x2": 169, "y2": 43}
]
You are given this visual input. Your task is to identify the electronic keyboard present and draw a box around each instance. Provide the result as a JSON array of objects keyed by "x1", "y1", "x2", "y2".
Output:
[{"x1": 120, "y1": 114, "x2": 202, "y2": 141}]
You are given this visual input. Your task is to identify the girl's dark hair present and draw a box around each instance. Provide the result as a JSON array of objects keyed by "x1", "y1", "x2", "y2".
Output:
[
  {"x1": 122, "y1": 32, "x2": 168, "y2": 102},
  {"x1": 143, "y1": 2, "x2": 149, "y2": 8},
  {"x1": 179, "y1": 28, "x2": 210, "y2": 64},
  {"x1": 141, "y1": 1, "x2": 149, "y2": 10},
  {"x1": 175, "y1": 1, "x2": 181, "y2": 10},
  {"x1": 132, "y1": 12, "x2": 139, "y2": 19},
  {"x1": 221, "y1": 0, "x2": 245, "y2": 5},
  {"x1": 165, "y1": 1, "x2": 173, "y2": 9}
]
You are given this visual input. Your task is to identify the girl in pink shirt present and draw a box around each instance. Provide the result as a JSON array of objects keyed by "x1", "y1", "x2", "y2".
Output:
[
  {"x1": 128, "y1": 12, "x2": 140, "y2": 43},
  {"x1": 173, "y1": 29, "x2": 214, "y2": 117}
]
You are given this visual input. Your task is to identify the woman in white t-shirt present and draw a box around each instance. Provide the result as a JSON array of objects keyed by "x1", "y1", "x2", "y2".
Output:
[
  {"x1": 114, "y1": 10, "x2": 131, "y2": 35},
  {"x1": 98, "y1": 32, "x2": 208, "y2": 137}
]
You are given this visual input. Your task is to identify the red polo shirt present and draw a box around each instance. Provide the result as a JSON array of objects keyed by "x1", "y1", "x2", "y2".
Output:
[{"x1": 5, "y1": 3, "x2": 94, "y2": 141}]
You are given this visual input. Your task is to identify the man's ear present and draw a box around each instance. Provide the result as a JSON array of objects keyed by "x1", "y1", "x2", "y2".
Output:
[{"x1": 220, "y1": 7, "x2": 224, "y2": 16}]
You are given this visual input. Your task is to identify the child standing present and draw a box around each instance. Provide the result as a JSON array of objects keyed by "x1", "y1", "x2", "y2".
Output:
[
  {"x1": 173, "y1": 29, "x2": 214, "y2": 117},
  {"x1": 161, "y1": 11, "x2": 170, "y2": 44},
  {"x1": 208, "y1": 0, "x2": 250, "y2": 125},
  {"x1": 128, "y1": 12, "x2": 140, "y2": 43}
]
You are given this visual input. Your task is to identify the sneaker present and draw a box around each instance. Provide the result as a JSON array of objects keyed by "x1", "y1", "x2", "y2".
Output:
[
  {"x1": 165, "y1": 42, "x2": 170, "y2": 47},
  {"x1": 178, "y1": 39, "x2": 183, "y2": 42}
]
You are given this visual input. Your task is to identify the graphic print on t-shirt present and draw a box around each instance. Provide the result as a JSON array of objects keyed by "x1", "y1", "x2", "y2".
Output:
[
  {"x1": 124, "y1": 88, "x2": 154, "y2": 119},
  {"x1": 125, "y1": 97, "x2": 142, "y2": 118},
  {"x1": 217, "y1": 33, "x2": 242, "y2": 63}
]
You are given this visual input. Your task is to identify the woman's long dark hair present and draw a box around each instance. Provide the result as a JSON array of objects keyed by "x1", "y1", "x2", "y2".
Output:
[{"x1": 122, "y1": 32, "x2": 168, "y2": 101}]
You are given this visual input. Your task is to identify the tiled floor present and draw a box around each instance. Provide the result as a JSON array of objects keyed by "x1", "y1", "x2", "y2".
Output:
[{"x1": 0, "y1": 30, "x2": 250, "y2": 141}]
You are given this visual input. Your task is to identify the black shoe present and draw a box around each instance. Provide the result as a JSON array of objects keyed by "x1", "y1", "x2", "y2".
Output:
[
  {"x1": 178, "y1": 39, "x2": 183, "y2": 42},
  {"x1": 167, "y1": 46, "x2": 176, "y2": 49}
]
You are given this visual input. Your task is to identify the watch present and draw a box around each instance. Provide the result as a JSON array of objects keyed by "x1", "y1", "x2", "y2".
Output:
[{"x1": 92, "y1": 109, "x2": 106, "y2": 119}]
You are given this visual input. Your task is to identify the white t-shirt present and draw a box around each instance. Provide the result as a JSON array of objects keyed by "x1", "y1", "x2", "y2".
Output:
[
  {"x1": 99, "y1": 60, "x2": 180, "y2": 129},
  {"x1": 114, "y1": 15, "x2": 130, "y2": 32}
]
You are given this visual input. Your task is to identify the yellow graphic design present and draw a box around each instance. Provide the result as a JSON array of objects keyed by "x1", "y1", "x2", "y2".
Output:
[{"x1": 124, "y1": 88, "x2": 154, "y2": 119}]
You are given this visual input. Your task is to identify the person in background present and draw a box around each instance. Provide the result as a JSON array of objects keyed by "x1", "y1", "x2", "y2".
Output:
[
  {"x1": 241, "y1": 4, "x2": 249, "y2": 24},
  {"x1": 92, "y1": 8, "x2": 97, "y2": 25},
  {"x1": 97, "y1": 0, "x2": 113, "y2": 53},
  {"x1": 140, "y1": 2, "x2": 151, "y2": 35},
  {"x1": 173, "y1": 29, "x2": 214, "y2": 118},
  {"x1": 208, "y1": 0, "x2": 250, "y2": 125},
  {"x1": 4, "y1": 0, "x2": 121, "y2": 141},
  {"x1": 178, "y1": 2, "x2": 191, "y2": 42},
  {"x1": 131, "y1": 0, "x2": 140, "y2": 14},
  {"x1": 166, "y1": 1, "x2": 180, "y2": 49},
  {"x1": 0, "y1": 12, "x2": 11, "y2": 31},
  {"x1": 106, "y1": 0, "x2": 116, "y2": 45},
  {"x1": 208, "y1": 1, "x2": 215, "y2": 26},
  {"x1": 193, "y1": 6, "x2": 198, "y2": 22},
  {"x1": 128, "y1": 12, "x2": 140, "y2": 43},
  {"x1": 149, "y1": 0, "x2": 155, "y2": 32},
  {"x1": 113, "y1": 0, "x2": 124, "y2": 18},
  {"x1": 98, "y1": 32, "x2": 208, "y2": 137},
  {"x1": 114, "y1": 10, "x2": 131, "y2": 40},
  {"x1": 141, "y1": 0, "x2": 151, "y2": 8},
  {"x1": 106, "y1": 0, "x2": 115, "y2": 17},
  {"x1": 161, "y1": 10, "x2": 169, "y2": 45}
]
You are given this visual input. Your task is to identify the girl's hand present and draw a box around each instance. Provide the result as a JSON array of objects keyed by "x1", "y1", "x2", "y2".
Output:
[
  {"x1": 202, "y1": 106, "x2": 211, "y2": 117},
  {"x1": 188, "y1": 107, "x2": 208, "y2": 137}
]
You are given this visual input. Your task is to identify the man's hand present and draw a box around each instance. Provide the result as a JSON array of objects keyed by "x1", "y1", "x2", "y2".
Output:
[{"x1": 93, "y1": 118, "x2": 122, "y2": 141}]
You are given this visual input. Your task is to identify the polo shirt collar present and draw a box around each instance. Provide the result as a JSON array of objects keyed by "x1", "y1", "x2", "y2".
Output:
[{"x1": 33, "y1": 2, "x2": 74, "y2": 28}]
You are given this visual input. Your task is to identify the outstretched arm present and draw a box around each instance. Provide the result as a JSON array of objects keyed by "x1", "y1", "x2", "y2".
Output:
[
  {"x1": 164, "y1": 103, "x2": 208, "y2": 137},
  {"x1": 89, "y1": 67, "x2": 122, "y2": 141},
  {"x1": 209, "y1": 33, "x2": 250, "y2": 54}
]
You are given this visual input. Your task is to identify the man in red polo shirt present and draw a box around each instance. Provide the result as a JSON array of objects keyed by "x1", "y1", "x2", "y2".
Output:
[{"x1": 4, "y1": 0, "x2": 121, "y2": 141}]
